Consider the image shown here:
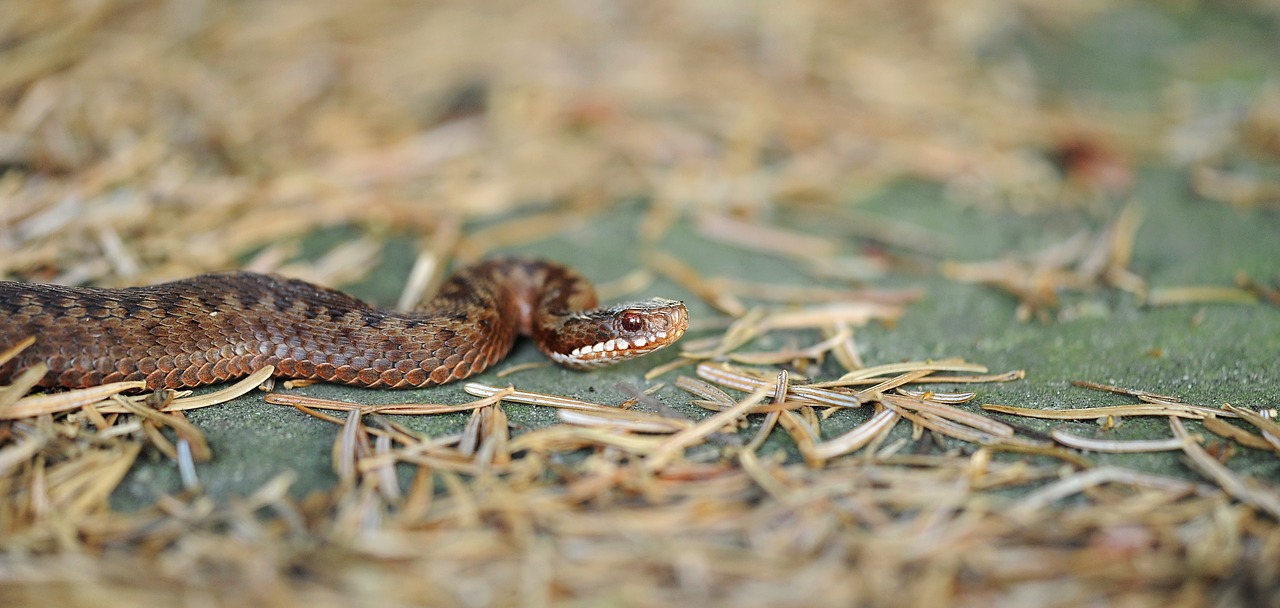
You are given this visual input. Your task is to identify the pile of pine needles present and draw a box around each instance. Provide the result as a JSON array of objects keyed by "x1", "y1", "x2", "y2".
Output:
[
  {"x1": 4, "y1": 329, "x2": 1280, "y2": 605},
  {"x1": 2, "y1": 1, "x2": 1280, "y2": 605}
]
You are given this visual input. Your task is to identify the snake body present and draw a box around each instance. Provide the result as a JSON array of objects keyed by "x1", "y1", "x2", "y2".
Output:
[{"x1": 0, "y1": 258, "x2": 688, "y2": 390}]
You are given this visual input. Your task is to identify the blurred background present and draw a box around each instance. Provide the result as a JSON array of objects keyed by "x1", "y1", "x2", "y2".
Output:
[
  {"x1": 3, "y1": 0, "x2": 1276, "y2": 287},
  {"x1": 3, "y1": 2, "x2": 1280, "y2": 605}
]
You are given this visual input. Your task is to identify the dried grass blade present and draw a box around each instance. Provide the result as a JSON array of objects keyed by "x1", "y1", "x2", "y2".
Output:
[
  {"x1": 854, "y1": 370, "x2": 934, "y2": 401},
  {"x1": 1012, "y1": 466, "x2": 1210, "y2": 515},
  {"x1": 811, "y1": 370, "x2": 1024, "y2": 387},
  {"x1": 812, "y1": 407, "x2": 900, "y2": 460},
  {"x1": 1202, "y1": 414, "x2": 1276, "y2": 451},
  {"x1": 1070, "y1": 380, "x2": 1182, "y2": 402},
  {"x1": 96, "y1": 420, "x2": 144, "y2": 440},
  {"x1": 727, "y1": 328, "x2": 851, "y2": 365},
  {"x1": 463, "y1": 383, "x2": 622, "y2": 413},
  {"x1": 1146, "y1": 285, "x2": 1259, "y2": 306},
  {"x1": 984, "y1": 442, "x2": 1094, "y2": 469},
  {"x1": 1222, "y1": 404, "x2": 1280, "y2": 451},
  {"x1": 777, "y1": 409, "x2": 822, "y2": 467},
  {"x1": 647, "y1": 251, "x2": 747, "y2": 317},
  {"x1": 159, "y1": 365, "x2": 276, "y2": 412},
  {"x1": 115, "y1": 397, "x2": 213, "y2": 462},
  {"x1": 784, "y1": 385, "x2": 865, "y2": 408},
  {"x1": 981, "y1": 403, "x2": 1223, "y2": 420},
  {"x1": 695, "y1": 362, "x2": 863, "y2": 408},
  {"x1": 335, "y1": 406, "x2": 364, "y2": 483},
  {"x1": 176, "y1": 439, "x2": 199, "y2": 491},
  {"x1": 0, "y1": 0, "x2": 113, "y2": 92},
  {"x1": 1049, "y1": 429, "x2": 1190, "y2": 453},
  {"x1": 557, "y1": 409, "x2": 693, "y2": 433},
  {"x1": 689, "y1": 399, "x2": 813, "y2": 414},
  {"x1": 237, "y1": 470, "x2": 296, "y2": 511},
  {"x1": 695, "y1": 212, "x2": 840, "y2": 259},
  {"x1": 744, "y1": 371, "x2": 788, "y2": 452},
  {"x1": 881, "y1": 394, "x2": 1014, "y2": 438},
  {"x1": 1, "y1": 378, "x2": 146, "y2": 419},
  {"x1": 288, "y1": 402, "x2": 405, "y2": 444},
  {"x1": 399, "y1": 466, "x2": 434, "y2": 522},
  {"x1": 496, "y1": 361, "x2": 551, "y2": 378},
  {"x1": 394, "y1": 453, "x2": 490, "y2": 476},
  {"x1": 396, "y1": 250, "x2": 445, "y2": 313},
  {"x1": 827, "y1": 358, "x2": 986, "y2": 384},
  {"x1": 825, "y1": 322, "x2": 863, "y2": 371},
  {"x1": 458, "y1": 406, "x2": 486, "y2": 458},
  {"x1": 0, "y1": 433, "x2": 48, "y2": 476},
  {"x1": 1104, "y1": 203, "x2": 1142, "y2": 273},
  {"x1": 140, "y1": 419, "x2": 177, "y2": 460},
  {"x1": 594, "y1": 268, "x2": 655, "y2": 302},
  {"x1": 0, "y1": 336, "x2": 36, "y2": 367},
  {"x1": 79, "y1": 399, "x2": 112, "y2": 431},
  {"x1": 475, "y1": 403, "x2": 510, "y2": 467},
  {"x1": 396, "y1": 217, "x2": 461, "y2": 312},
  {"x1": 1236, "y1": 270, "x2": 1280, "y2": 307},
  {"x1": 508, "y1": 426, "x2": 667, "y2": 454},
  {"x1": 278, "y1": 237, "x2": 383, "y2": 287},
  {"x1": 923, "y1": 371, "x2": 1026, "y2": 383},
  {"x1": 738, "y1": 449, "x2": 790, "y2": 502},
  {"x1": 456, "y1": 210, "x2": 591, "y2": 261},
  {"x1": 53, "y1": 443, "x2": 142, "y2": 521},
  {"x1": 486, "y1": 403, "x2": 511, "y2": 465},
  {"x1": 645, "y1": 388, "x2": 768, "y2": 471},
  {"x1": 643, "y1": 355, "x2": 698, "y2": 380},
  {"x1": 362, "y1": 432, "x2": 461, "y2": 468},
  {"x1": 758, "y1": 303, "x2": 904, "y2": 330},
  {"x1": 435, "y1": 469, "x2": 482, "y2": 527},
  {"x1": 719, "y1": 279, "x2": 925, "y2": 305},
  {"x1": 613, "y1": 381, "x2": 684, "y2": 418},
  {"x1": 1170, "y1": 417, "x2": 1280, "y2": 519},
  {"x1": 895, "y1": 388, "x2": 977, "y2": 404},
  {"x1": 682, "y1": 308, "x2": 767, "y2": 359},
  {"x1": 674, "y1": 376, "x2": 737, "y2": 408},
  {"x1": 0, "y1": 362, "x2": 48, "y2": 412},
  {"x1": 265, "y1": 388, "x2": 513, "y2": 416},
  {"x1": 878, "y1": 399, "x2": 993, "y2": 444}
]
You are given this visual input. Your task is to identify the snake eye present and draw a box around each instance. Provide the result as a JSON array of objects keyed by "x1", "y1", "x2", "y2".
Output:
[{"x1": 619, "y1": 312, "x2": 644, "y2": 333}]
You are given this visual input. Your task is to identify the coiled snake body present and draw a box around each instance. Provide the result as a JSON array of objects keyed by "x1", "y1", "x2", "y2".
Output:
[{"x1": 0, "y1": 259, "x2": 689, "y2": 390}]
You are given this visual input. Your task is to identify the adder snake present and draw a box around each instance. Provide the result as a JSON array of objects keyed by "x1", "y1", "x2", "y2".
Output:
[{"x1": 0, "y1": 258, "x2": 689, "y2": 390}]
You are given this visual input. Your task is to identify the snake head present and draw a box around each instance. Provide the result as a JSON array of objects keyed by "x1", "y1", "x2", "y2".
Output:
[{"x1": 546, "y1": 298, "x2": 689, "y2": 370}]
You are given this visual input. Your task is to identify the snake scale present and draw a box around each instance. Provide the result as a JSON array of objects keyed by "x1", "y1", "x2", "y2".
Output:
[{"x1": 0, "y1": 258, "x2": 689, "y2": 391}]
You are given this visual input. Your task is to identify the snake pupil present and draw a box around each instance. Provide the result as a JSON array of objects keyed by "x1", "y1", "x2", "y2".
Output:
[{"x1": 620, "y1": 312, "x2": 644, "y2": 333}]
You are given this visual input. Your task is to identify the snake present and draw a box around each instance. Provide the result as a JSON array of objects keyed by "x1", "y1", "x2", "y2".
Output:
[{"x1": 0, "y1": 258, "x2": 689, "y2": 391}]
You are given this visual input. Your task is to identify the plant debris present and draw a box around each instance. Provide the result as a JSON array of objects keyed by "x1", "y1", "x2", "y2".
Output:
[
  {"x1": 5, "y1": 288, "x2": 1280, "y2": 605},
  {"x1": 2, "y1": 1, "x2": 1279, "y2": 606}
]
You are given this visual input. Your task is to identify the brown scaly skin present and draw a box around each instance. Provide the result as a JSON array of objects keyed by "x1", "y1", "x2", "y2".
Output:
[{"x1": 0, "y1": 259, "x2": 689, "y2": 390}]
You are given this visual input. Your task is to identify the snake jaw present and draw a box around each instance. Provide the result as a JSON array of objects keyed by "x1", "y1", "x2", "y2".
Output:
[{"x1": 549, "y1": 298, "x2": 689, "y2": 370}]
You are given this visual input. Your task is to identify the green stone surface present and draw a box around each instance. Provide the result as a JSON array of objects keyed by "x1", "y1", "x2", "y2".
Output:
[{"x1": 112, "y1": 168, "x2": 1280, "y2": 508}]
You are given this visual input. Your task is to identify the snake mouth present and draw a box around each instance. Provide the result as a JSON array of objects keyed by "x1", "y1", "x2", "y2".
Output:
[
  {"x1": 550, "y1": 299, "x2": 689, "y2": 369},
  {"x1": 567, "y1": 328, "x2": 677, "y2": 358}
]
